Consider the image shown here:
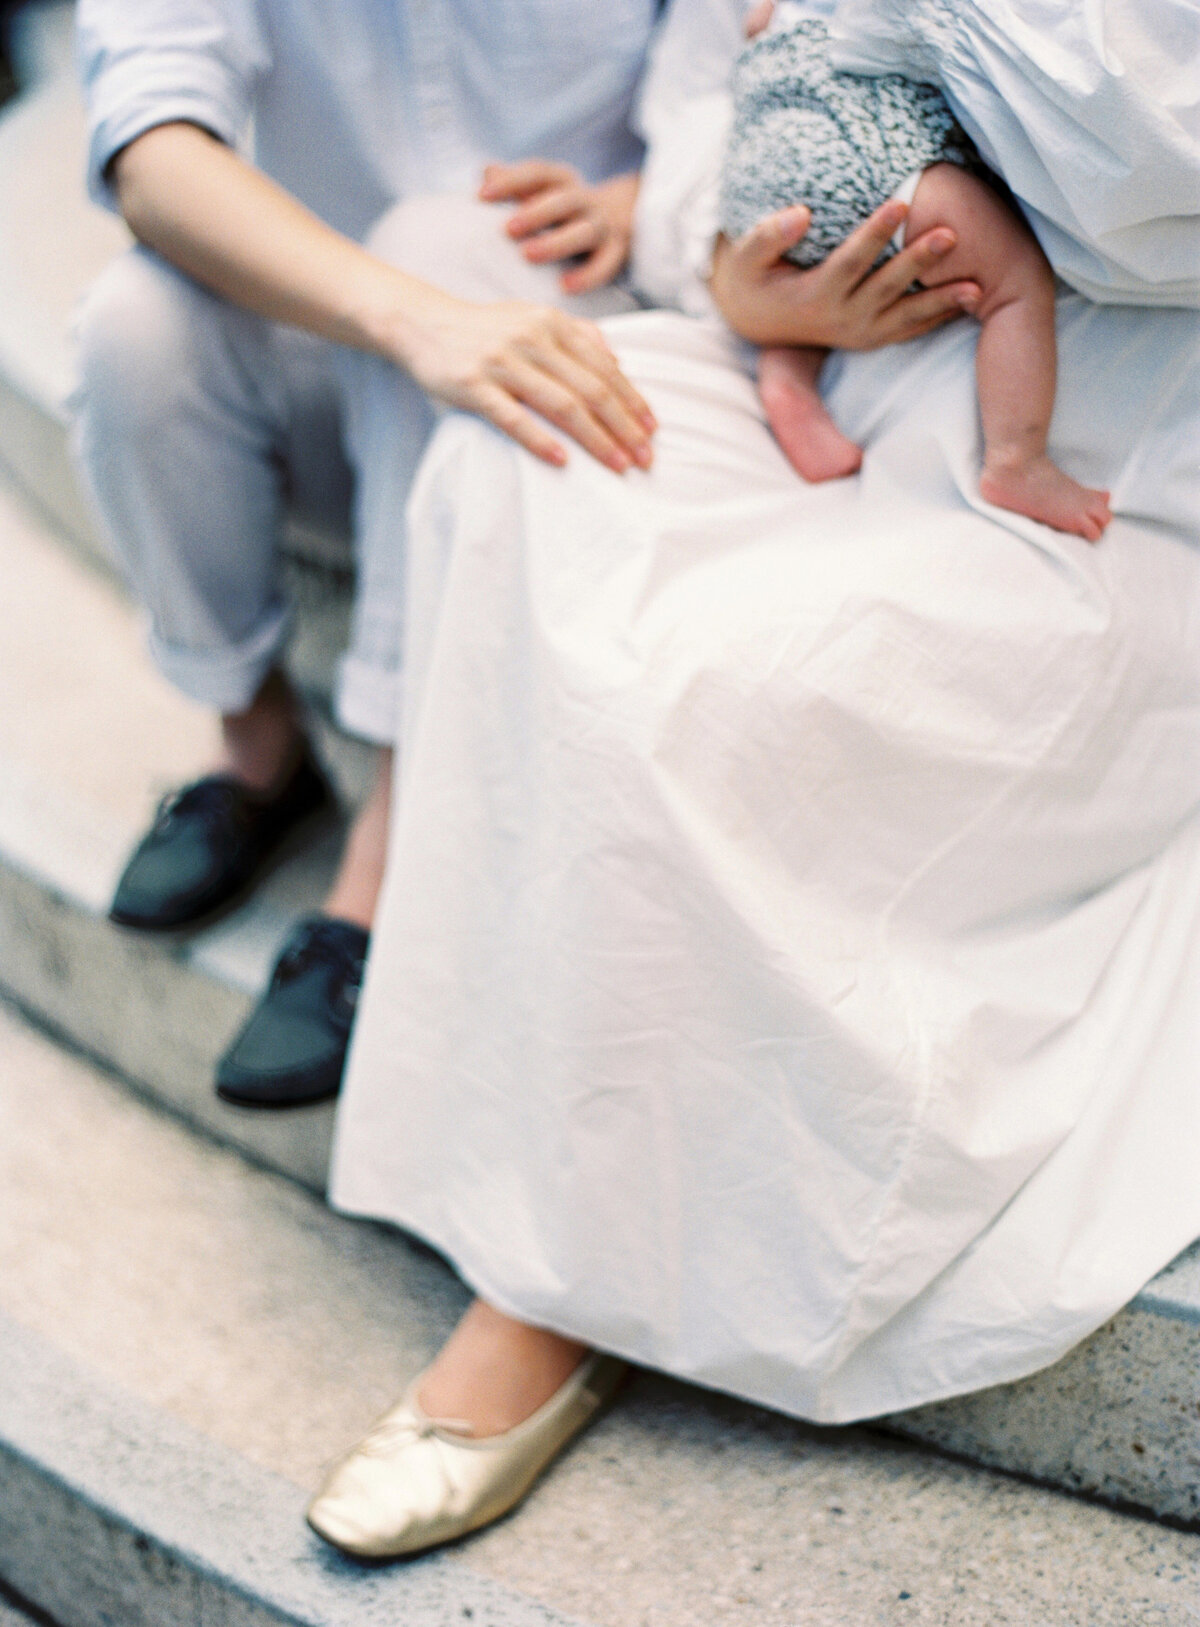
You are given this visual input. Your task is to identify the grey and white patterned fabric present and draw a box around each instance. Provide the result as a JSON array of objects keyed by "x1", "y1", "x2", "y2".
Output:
[{"x1": 720, "y1": 17, "x2": 978, "y2": 267}]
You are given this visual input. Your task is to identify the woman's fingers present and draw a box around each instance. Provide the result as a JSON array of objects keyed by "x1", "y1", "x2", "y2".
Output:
[
  {"x1": 520, "y1": 217, "x2": 601, "y2": 264},
  {"x1": 506, "y1": 184, "x2": 588, "y2": 241},
  {"x1": 400, "y1": 296, "x2": 654, "y2": 469},
  {"x1": 711, "y1": 203, "x2": 980, "y2": 351},
  {"x1": 864, "y1": 226, "x2": 962, "y2": 306},
  {"x1": 557, "y1": 319, "x2": 657, "y2": 433},
  {"x1": 732, "y1": 206, "x2": 812, "y2": 272},
  {"x1": 482, "y1": 314, "x2": 655, "y2": 470},
  {"x1": 487, "y1": 352, "x2": 633, "y2": 471},
  {"x1": 822, "y1": 200, "x2": 911, "y2": 289},
  {"x1": 471, "y1": 380, "x2": 569, "y2": 466},
  {"x1": 529, "y1": 334, "x2": 655, "y2": 466},
  {"x1": 478, "y1": 160, "x2": 577, "y2": 203},
  {"x1": 871, "y1": 281, "x2": 982, "y2": 342},
  {"x1": 561, "y1": 233, "x2": 628, "y2": 295}
]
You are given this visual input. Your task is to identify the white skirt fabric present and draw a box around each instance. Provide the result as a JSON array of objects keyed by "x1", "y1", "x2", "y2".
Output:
[{"x1": 330, "y1": 298, "x2": 1200, "y2": 1423}]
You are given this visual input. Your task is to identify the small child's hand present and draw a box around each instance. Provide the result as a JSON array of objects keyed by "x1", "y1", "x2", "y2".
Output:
[
  {"x1": 744, "y1": 0, "x2": 774, "y2": 39},
  {"x1": 480, "y1": 162, "x2": 640, "y2": 294}
]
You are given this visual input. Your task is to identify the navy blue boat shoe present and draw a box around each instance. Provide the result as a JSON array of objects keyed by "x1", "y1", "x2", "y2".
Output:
[
  {"x1": 215, "y1": 915, "x2": 369, "y2": 1108},
  {"x1": 108, "y1": 752, "x2": 335, "y2": 932}
]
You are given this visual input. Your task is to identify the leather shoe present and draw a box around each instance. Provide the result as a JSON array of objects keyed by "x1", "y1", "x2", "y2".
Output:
[
  {"x1": 109, "y1": 752, "x2": 334, "y2": 932},
  {"x1": 306, "y1": 1352, "x2": 626, "y2": 1559},
  {"x1": 215, "y1": 914, "x2": 369, "y2": 1108}
]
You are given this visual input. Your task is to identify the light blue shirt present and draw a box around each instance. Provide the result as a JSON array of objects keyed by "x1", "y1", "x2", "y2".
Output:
[{"x1": 78, "y1": 0, "x2": 662, "y2": 241}]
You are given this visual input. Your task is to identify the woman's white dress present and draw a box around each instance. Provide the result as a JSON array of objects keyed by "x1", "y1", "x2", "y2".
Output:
[{"x1": 329, "y1": 0, "x2": 1200, "y2": 1423}]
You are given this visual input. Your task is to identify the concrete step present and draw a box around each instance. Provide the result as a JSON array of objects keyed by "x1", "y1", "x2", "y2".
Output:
[
  {"x1": 0, "y1": 1, "x2": 360, "y2": 721},
  {"x1": 3, "y1": 997, "x2": 1197, "y2": 1627},
  {"x1": 1, "y1": 468, "x2": 1199, "y2": 1536}
]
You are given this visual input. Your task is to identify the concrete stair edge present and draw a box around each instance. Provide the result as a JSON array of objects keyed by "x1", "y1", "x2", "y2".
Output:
[{"x1": 0, "y1": 1310, "x2": 587, "y2": 1627}]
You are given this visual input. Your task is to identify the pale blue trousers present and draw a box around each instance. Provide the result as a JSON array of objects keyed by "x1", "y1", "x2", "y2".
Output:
[{"x1": 72, "y1": 194, "x2": 634, "y2": 744}]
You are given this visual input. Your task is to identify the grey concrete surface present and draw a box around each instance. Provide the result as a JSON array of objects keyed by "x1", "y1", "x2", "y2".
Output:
[
  {"x1": 884, "y1": 1280, "x2": 1200, "y2": 1523},
  {"x1": 1, "y1": 1000, "x2": 1197, "y2": 1627},
  {"x1": 0, "y1": 1315, "x2": 586, "y2": 1627}
]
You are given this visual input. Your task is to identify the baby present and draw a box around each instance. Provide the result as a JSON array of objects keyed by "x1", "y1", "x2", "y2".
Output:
[{"x1": 720, "y1": 5, "x2": 1112, "y2": 541}]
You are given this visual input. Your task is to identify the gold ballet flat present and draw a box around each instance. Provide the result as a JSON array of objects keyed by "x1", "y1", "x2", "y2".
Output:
[{"x1": 305, "y1": 1351, "x2": 626, "y2": 1559}]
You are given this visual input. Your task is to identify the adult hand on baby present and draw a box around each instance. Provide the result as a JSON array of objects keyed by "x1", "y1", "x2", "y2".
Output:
[
  {"x1": 392, "y1": 285, "x2": 655, "y2": 473},
  {"x1": 479, "y1": 161, "x2": 640, "y2": 295},
  {"x1": 710, "y1": 200, "x2": 981, "y2": 350}
]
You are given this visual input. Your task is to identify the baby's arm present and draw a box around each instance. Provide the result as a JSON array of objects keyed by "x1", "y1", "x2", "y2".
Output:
[{"x1": 907, "y1": 164, "x2": 1111, "y2": 540}]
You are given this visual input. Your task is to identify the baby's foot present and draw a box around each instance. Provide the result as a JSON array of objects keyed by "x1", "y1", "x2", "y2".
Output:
[
  {"x1": 980, "y1": 454, "x2": 1111, "y2": 542},
  {"x1": 759, "y1": 349, "x2": 862, "y2": 483}
]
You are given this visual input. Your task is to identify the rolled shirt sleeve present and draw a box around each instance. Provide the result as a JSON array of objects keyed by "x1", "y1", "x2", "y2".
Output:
[{"x1": 77, "y1": 0, "x2": 271, "y2": 210}]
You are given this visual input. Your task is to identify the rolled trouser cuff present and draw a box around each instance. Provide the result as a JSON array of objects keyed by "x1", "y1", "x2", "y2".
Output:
[
  {"x1": 335, "y1": 653, "x2": 403, "y2": 747},
  {"x1": 147, "y1": 599, "x2": 291, "y2": 714}
]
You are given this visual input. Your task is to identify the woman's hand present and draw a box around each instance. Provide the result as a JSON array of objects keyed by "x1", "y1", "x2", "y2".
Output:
[
  {"x1": 710, "y1": 201, "x2": 981, "y2": 350},
  {"x1": 479, "y1": 161, "x2": 640, "y2": 295},
  {"x1": 390, "y1": 285, "x2": 655, "y2": 472}
]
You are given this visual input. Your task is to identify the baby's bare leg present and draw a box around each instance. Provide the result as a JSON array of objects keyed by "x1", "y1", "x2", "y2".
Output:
[
  {"x1": 907, "y1": 164, "x2": 1111, "y2": 541},
  {"x1": 758, "y1": 344, "x2": 863, "y2": 482}
]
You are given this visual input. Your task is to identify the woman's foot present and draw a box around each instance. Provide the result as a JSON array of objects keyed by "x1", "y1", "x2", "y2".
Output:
[
  {"x1": 758, "y1": 346, "x2": 863, "y2": 483},
  {"x1": 980, "y1": 453, "x2": 1111, "y2": 542},
  {"x1": 306, "y1": 1303, "x2": 624, "y2": 1560},
  {"x1": 417, "y1": 1301, "x2": 589, "y2": 1436}
]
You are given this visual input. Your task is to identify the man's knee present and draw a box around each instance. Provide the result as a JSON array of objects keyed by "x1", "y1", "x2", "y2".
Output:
[{"x1": 74, "y1": 246, "x2": 244, "y2": 436}]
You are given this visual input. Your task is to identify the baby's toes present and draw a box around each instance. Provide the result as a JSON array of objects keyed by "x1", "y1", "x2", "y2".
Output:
[{"x1": 1087, "y1": 490, "x2": 1113, "y2": 535}]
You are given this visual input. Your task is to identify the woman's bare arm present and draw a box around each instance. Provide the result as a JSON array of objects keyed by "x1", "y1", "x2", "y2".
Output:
[
  {"x1": 709, "y1": 201, "x2": 981, "y2": 350},
  {"x1": 113, "y1": 123, "x2": 655, "y2": 472}
]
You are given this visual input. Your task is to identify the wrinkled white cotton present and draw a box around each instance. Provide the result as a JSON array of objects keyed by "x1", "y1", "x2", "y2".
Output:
[
  {"x1": 331, "y1": 294, "x2": 1200, "y2": 1422},
  {"x1": 828, "y1": 0, "x2": 1200, "y2": 305}
]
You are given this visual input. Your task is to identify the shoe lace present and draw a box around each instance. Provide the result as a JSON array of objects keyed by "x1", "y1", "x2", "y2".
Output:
[
  {"x1": 274, "y1": 918, "x2": 367, "y2": 1004},
  {"x1": 152, "y1": 778, "x2": 243, "y2": 834}
]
